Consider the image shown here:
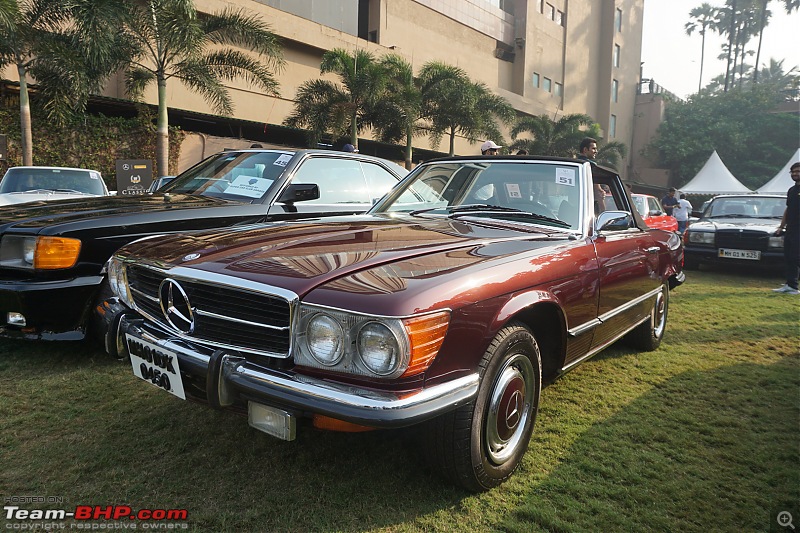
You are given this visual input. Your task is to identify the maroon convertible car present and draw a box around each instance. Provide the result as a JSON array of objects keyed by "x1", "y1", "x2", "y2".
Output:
[{"x1": 100, "y1": 155, "x2": 684, "y2": 491}]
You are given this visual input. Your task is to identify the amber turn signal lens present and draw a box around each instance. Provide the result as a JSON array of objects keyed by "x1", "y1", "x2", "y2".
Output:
[
  {"x1": 35, "y1": 237, "x2": 81, "y2": 269},
  {"x1": 312, "y1": 415, "x2": 376, "y2": 433},
  {"x1": 401, "y1": 311, "x2": 450, "y2": 377}
]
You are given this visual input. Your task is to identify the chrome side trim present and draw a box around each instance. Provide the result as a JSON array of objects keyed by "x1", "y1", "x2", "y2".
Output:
[
  {"x1": 567, "y1": 286, "x2": 662, "y2": 337},
  {"x1": 562, "y1": 314, "x2": 651, "y2": 372}
]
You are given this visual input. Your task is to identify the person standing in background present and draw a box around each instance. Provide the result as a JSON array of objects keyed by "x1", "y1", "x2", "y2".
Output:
[
  {"x1": 662, "y1": 187, "x2": 679, "y2": 217},
  {"x1": 673, "y1": 193, "x2": 693, "y2": 234},
  {"x1": 773, "y1": 162, "x2": 800, "y2": 295}
]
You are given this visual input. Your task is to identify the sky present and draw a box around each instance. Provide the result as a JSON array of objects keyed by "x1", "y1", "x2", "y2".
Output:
[{"x1": 641, "y1": 0, "x2": 800, "y2": 99}]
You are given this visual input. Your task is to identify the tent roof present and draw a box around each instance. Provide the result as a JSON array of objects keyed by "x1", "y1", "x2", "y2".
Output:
[
  {"x1": 680, "y1": 151, "x2": 752, "y2": 195},
  {"x1": 757, "y1": 148, "x2": 800, "y2": 193}
]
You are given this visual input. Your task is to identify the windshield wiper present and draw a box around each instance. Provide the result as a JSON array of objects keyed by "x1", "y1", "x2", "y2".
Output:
[
  {"x1": 408, "y1": 204, "x2": 518, "y2": 216},
  {"x1": 709, "y1": 214, "x2": 749, "y2": 218},
  {"x1": 53, "y1": 189, "x2": 89, "y2": 194},
  {"x1": 449, "y1": 204, "x2": 571, "y2": 228}
]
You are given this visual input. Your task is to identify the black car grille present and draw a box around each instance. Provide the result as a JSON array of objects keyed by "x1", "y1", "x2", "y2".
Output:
[
  {"x1": 716, "y1": 229, "x2": 769, "y2": 251},
  {"x1": 126, "y1": 264, "x2": 291, "y2": 356}
]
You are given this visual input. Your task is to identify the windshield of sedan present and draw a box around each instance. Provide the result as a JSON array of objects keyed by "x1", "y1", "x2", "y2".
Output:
[
  {"x1": 706, "y1": 196, "x2": 786, "y2": 218},
  {"x1": 160, "y1": 151, "x2": 293, "y2": 202},
  {"x1": 371, "y1": 160, "x2": 583, "y2": 230},
  {"x1": 0, "y1": 168, "x2": 106, "y2": 195}
]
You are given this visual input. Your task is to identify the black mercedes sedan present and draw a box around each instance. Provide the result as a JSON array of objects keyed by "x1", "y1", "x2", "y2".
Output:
[
  {"x1": 683, "y1": 194, "x2": 787, "y2": 269},
  {"x1": 0, "y1": 149, "x2": 407, "y2": 340}
]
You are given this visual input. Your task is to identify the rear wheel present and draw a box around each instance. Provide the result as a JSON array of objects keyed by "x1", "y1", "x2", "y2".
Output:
[
  {"x1": 626, "y1": 283, "x2": 669, "y2": 351},
  {"x1": 422, "y1": 323, "x2": 541, "y2": 492}
]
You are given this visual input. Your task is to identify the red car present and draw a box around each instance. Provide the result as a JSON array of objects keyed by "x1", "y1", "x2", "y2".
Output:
[
  {"x1": 631, "y1": 193, "x2": 678, "y2": 232},
  {"x1": 100, "y1": 156, "x2": 685, "y2": 491}
]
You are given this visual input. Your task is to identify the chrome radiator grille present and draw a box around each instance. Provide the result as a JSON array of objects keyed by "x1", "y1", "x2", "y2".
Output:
[{"x1": 126, "y1": 264, "x2": 291, "y2": 356}]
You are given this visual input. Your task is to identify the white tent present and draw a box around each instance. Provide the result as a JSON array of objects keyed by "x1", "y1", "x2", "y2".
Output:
[
  {"x1": 757, "y1": 148, "x2": 799, "y2": 193},
  {"x1": 680, "y1": 151, "x2": 752, "y2": 195}
]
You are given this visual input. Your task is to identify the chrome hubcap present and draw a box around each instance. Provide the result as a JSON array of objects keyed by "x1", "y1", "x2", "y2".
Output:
[
  {"x1": 485, "y1": 353, "x2": 535, "y2": 465},
  {"x1": 653, "y1": 289, "x2": 667, "y2": 338}
]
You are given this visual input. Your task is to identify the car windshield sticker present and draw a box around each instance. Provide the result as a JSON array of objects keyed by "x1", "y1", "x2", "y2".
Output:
[
  {"x1": 273, "y1": 154, "x2": 292, "y2": 167},
  {"x1": 556, "y1": 168, "x2": 576, "y2": 187},
  {"x1": 225, "y1": 176, "x2": 273, "y2": 198},
  {"x1": 90, "y1": 172, "x2": 100, "y2": 180},
  {"x1": 505, "y1": 183, "x2": 522, "y2": 198}
]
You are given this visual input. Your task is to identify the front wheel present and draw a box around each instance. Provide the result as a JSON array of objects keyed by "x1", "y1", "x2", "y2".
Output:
[
  {"x1": 421, "y1": 323, "x2": 541, "y2": 492},
  {"x1": 625, "y1": 283, "x2": 669, "y2": 351}
]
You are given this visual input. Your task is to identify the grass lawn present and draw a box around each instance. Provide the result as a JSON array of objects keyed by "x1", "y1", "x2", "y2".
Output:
[{"x1": 1, "y1": 268, "x2": 798, "y2": 532}]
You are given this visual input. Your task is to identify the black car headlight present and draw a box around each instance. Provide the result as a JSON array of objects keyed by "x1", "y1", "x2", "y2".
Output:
[
  {"x1": 768, "y1": 235, "x2": 784, "y2": 249},
  {"x1": 687, "y1": 231, "x2": 714, "y2": 244},
  {"x1": 0, "y1": 235, "x2": 81, "y2": 269},
  {"x1": 294, "y1": 304, "x2": 450, "y2": 379}
]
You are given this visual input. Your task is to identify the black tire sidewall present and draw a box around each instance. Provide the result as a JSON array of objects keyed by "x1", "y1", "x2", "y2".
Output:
[{"x1": 469, "y1": 325, "x2": 541, "y2": 489}]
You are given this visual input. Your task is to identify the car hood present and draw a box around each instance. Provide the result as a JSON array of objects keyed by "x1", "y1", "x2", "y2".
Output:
[
  {"x1": 689, "y1": 216, "x2": 780, "y2": 232},
  {"x1": 0, "y1": 194, "x2": 236, "y2": 232},
  {"x1": 0, "y1": 191, "x2": 102, "y2": 205},
  {"x1": 123, "y1": 214, "x2": 573, "y2": 299}
]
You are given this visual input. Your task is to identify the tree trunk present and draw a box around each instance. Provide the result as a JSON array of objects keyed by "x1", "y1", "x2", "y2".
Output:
[
  {"x1": 404, "y1": 126, "x2": 413, "y2": 170},
  {"x1": 699, "y1": 28, "x2": 707, "y2": 92},
  {"x1": 351, "y1": 110, "x2": 358, "y2": 150},
  {"x1": 18, "y1": 64, "x2": 33, "y2": 166},
  {"x1": 156, "y1": 76, "x2": 169, "y2": 177},
  {"x1": 753, "y1": 0, "x2": 767, "y2": 84},
  {"x1": 448, "y1": 127, "x2": 455, "y2": 156},
  {"x1": 724, "y1": 0, "x2": 737, "y2": 92}
]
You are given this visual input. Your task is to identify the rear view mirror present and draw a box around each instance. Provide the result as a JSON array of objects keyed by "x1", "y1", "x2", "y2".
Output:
[{"x1": 278, "y1": 183, "x2": 320, "y2": 203}]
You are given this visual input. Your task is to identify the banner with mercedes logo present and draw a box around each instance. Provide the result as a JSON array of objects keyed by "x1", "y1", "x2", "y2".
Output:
[{"x1": 116, "y1": 159, "x2": 153, "y2": 195}]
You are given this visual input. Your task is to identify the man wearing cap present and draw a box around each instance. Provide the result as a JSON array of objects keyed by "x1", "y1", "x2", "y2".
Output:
[
  {"x1": 342, "y1": 143, "x2": 358, "y2": 153},
  {"x1": 481, "y1": 141, "x2": 501, "y2": 155}
]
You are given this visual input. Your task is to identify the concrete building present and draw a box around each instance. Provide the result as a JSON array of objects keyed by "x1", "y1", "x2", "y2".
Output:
[{"x1": 3, "y1": 0, "x2": 645, "y2": 176}]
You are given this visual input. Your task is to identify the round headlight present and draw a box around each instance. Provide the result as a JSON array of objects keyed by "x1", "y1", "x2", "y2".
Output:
[
  {"x1": 357, "y1": 322, "x2": 400, "y2": 376},
  {"x1": 306, "y1": 314, "x2": 344, "y2": 366}
]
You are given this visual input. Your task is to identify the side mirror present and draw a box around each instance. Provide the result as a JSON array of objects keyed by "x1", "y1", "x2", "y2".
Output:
[
  {"x1": 595, "y1": 210, "x2": 633, "y2": 232},
  {"x1": 278, "y1": 183, "x2": 320, "y2": 203},
  {"x1": 648, "y1": 210, "x2": 662, "y2": 217}
]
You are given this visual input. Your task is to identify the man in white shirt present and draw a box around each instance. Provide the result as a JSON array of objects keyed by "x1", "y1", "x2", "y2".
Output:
[{"x1": 673, "y1": 193, "x2": 693, "y2": 234}]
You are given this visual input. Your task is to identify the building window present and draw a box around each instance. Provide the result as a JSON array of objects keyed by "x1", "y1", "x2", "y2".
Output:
[
  {"x1": 532, "y1": 72, "x2": 540, "y2": 88},
  {"x1": 546, "y1": 3, "x2": 555, "y2": 21},
  {"x1": 615, "y1": 8, "x2": 622, "y2": 32},
  {"x1": 612, "y1": 79, "x2": 619, "y2": 102},
  {"x1": 537, "y1": 0, "x2": 544, "y2": 13},
  {"x1": 500, "y1": 0, "x2": 514, "y2": 15},
  {"x1": 554, "y1": 82, "x2": 563, "y2": 97},
  {"x1": 610, "y1": 114, "x2": 617, "y2": 138},
  {"x1": 555, "y1": 10, "x2": 564, "y2": 26},
  {"x1": 613, "y1": 44, "x2": 621, "y2": 68},
  {"x1": 543, "y1": 77, "x2": 552, "y2": 92}
]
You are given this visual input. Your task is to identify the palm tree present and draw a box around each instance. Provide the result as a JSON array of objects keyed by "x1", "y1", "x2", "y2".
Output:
[
  {"x1": 0, "y1": 0, "x2": 80, "y2": 165},
  {"x1": 0, "y1": 0, "x2": 16, "y2": 27},
  {"x1": 122, "y1": 0, "x2": 283, "y2": 176},
  {"x1": 420, "y1": 63, "x2": 514, "y2": 155},
  {"x1": 751, "y1": 0, "x2": 771, "y2": 84},
  {"x1": 510, "y1": 113, "x2": 594, "y2": 157},
  {"x1": 685, "y1": 3, "x2": 717, "y2": 93},
  {"x1": 284, "y1": 48, "x2": 388, "y2": 151},
  {"x1": 370, "y1": 54, "x2": 421, "y2": 169}
]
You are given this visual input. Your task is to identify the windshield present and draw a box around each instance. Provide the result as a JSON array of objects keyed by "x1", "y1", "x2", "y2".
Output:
[
  {"x1": 161, "y1": 151, "x2": 294, "y2": 202},
  {"x1": 371, "y1": 160, "x2": 584, "y2": 230},
  {"x1": 0, "y1": 168, "x2": 106, "y2": 195},
  {"x1": 706, "y1": 196, "x2": 785, "y2": 218}
]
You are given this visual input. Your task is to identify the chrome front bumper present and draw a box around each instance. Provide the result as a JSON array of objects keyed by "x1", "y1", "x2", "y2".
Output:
[{"x1": 117, "y1": 315, "x2": 479, "y2": 429}]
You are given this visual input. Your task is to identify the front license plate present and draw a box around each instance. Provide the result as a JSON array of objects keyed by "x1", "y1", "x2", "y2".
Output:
[
  {"x1": 127, "y1": 334, "x2": 186, "y2": 400},
  {"x1": 718, "y1": 248, "x2": 761, "y2": 260}
]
